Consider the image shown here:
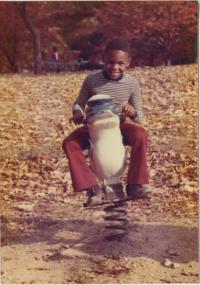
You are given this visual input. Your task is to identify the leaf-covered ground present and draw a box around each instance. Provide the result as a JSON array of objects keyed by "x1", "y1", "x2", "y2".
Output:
[{"x1": 1, "y1": 64, "x2": 198, "y2": 284}]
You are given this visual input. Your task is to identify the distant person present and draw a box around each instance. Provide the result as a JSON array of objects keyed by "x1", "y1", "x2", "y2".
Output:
[
  {"x1": 62, "y1": 38, "x2": 150, "y2": 206},
  {"x1": 53, "y1": 46, "x2": 59, "y2": 61},
  {"x1": 52, "y1": 46, "x2": 60, "y2": 72}
]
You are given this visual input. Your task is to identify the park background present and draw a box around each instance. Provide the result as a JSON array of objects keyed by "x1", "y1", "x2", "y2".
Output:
[
  {"x1": 0, "y1": 1, "x2": 198, "y2": 73},
  {"x1": 0, "y1": 1, "x2": 199, "y2": 284}
]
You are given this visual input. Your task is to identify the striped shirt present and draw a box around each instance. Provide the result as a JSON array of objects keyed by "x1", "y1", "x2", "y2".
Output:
[{"x1": 73, "y1": 70, "x2": 143, "y2": 121}]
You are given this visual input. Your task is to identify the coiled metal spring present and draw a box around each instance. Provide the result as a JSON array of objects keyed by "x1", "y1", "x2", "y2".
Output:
[{"x1": 103, "y1": 200, "x2": 129, "y2": 241}]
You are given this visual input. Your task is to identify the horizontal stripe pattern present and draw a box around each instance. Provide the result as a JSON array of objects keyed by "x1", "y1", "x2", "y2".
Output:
[{"x1": 74, "y1": 70, "x2": 143, "y2": 121}]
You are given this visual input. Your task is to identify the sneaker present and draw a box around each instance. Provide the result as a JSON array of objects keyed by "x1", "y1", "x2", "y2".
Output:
[
  {"x1": 84, "y1": 186, "x2": 105, "y2": 207},
  {"x1": 110, "y1": 183, "x2": 125, "y2": 199},
  {"x1": 126, "y1": 184, "x2": 150, "y2": 199},
  {"x1": 86, "y1": 188, "x2": 94, "y2": 197}
]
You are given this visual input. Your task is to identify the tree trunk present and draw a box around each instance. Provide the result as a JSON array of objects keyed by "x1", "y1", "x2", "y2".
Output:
[
  {"x1": 3, "y1": 50, "x2": 18, "y2": 72},
  {"x1": 16, "y1": 3, "x2": 42, "y2": 74},
  {"x1": 2, "y1": 33, "x2": 19, "y2": 73}
]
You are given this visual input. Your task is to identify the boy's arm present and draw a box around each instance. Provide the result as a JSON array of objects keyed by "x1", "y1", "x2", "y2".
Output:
[
  {"x1": 72, "y1": 76, "x2": 91, "y2": 113},
  {"x1": 128, "y1": 78, "x2": 145, "y2": 125},
  {"x1": 72, "y1": 76, "x2": 91, "y2": 124}
]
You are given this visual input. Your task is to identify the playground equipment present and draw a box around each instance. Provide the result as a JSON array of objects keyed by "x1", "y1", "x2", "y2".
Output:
[{"x1": 84, "y1": 94, "x2": 132, "y2": 240}]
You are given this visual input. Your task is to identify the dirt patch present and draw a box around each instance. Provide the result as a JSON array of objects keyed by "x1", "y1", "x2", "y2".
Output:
[{"x1": 1, "y1": 191, "x2": 198, "y2": 284}]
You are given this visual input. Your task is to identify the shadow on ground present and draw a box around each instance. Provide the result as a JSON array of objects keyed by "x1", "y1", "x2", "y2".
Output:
[{"x1": 1, "y1": 214, "x2": 198, "y2": 265}]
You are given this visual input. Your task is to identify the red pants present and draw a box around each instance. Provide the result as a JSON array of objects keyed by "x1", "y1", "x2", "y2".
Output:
[{"x1": 62, "y1": 123, "x2": 149, "y2": 192}]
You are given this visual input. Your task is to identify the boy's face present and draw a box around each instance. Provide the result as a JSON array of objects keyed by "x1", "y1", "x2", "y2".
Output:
[{"x1": 103, "y1": 49, "x2": 131, "y2": 80}]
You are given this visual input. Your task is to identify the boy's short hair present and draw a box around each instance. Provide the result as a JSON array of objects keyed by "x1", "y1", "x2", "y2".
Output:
[{"x1": 105, "y1": 38, "x2": 131, "y2": 54}]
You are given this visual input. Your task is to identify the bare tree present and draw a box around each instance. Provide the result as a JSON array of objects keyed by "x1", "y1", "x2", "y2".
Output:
[{"x1": 16, "y1": 2, "x2": 42, "y2": 74}]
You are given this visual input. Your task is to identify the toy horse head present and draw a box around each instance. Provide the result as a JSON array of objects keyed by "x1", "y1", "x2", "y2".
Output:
[{"x1": 86, "y1": 94, "x2": 119, "y2": 128}]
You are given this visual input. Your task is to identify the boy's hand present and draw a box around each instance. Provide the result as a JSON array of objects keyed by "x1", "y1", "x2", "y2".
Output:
[
  {"x1": 73, "y1": 110, "x2": 84, "y2": 125},
  {"x1": 121, "y1": 104, "x2": 136, "y2": 117}
]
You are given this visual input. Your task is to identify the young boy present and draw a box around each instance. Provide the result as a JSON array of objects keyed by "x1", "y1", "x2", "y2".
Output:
[{"x1": 62, "y1": 38, "x2": 150, "y2": 206}]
